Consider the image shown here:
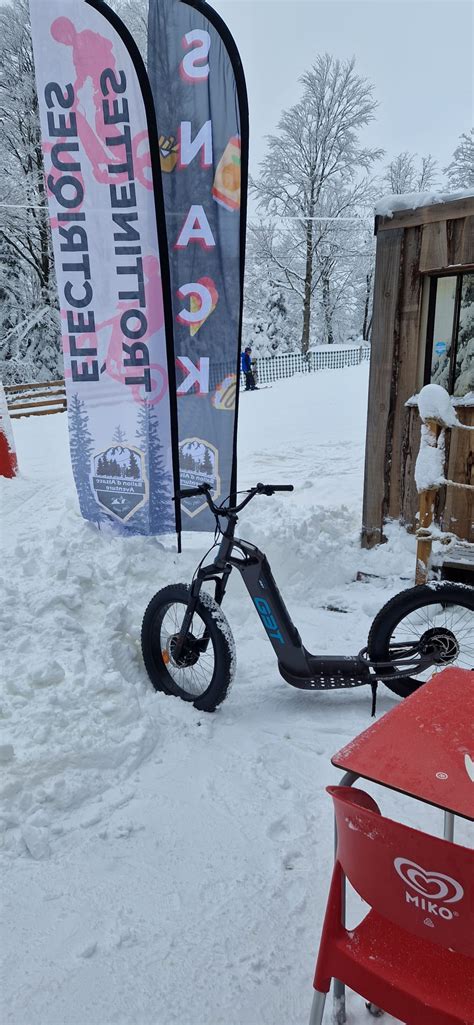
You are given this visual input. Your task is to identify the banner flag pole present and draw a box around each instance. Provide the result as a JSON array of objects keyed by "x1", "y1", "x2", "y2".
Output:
[
  {"x1": 29, "y1": 0, "x2": 181, "y2": 541},
  {"x1": 148, "y1": 0, "x2": 249, "y2": 531}
]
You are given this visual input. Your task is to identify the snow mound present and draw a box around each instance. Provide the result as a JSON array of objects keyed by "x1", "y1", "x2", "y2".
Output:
[
  {"x1": 245, "y1": 500, "x2": 361, "y2": 594},
  {"x1": 415, "y1": 424, "x2": 446, "y2": 492},
  {"x1": 0, "y1": 518, "x2": 167, "y2": 859},
  {"x1": 417, "y1": 383, "x2": 461, "y2": 427}
]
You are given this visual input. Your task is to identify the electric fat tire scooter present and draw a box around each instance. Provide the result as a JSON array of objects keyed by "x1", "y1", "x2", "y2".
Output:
[{"x1": 141, "y1": 483, "x2": 474, "y2": 712}]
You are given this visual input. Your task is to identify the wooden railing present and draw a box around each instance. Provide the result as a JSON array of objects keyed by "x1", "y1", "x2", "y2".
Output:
[
  {"x1": 414, "y1": 390, "x2": 474, "y2": 584},
  {"x1": 4, "y1": 380, "x2": 67, "y2": 418}
]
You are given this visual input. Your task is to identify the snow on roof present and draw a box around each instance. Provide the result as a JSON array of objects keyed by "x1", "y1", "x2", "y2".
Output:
[{"x1": 374, "y1": 187, "x2": 474, "y2": 219}]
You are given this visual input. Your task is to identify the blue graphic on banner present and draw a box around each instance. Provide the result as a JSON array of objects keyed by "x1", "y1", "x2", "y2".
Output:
[{"x1": 69, "y1": 393, "x2": 103, "y2": 524}]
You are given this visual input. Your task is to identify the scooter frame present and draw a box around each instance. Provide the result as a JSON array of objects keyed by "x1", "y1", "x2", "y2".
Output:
[{"x1": 173, "y1": 485, "x2": 439, "y2": 694}]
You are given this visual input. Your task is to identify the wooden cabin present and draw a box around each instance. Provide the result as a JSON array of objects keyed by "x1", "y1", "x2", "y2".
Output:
[{"x1": 362, "y1": 193, "x2": 474, "y2": 572}]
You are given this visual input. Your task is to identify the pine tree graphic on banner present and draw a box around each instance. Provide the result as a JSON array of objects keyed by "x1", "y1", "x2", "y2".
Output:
[
  {"x1": 113, "y1": 426, "x2": 127, "y2": 444},
  {"x1": 136, "y1": 401, "x2": 174, "y2": 534},
  {"x1": 129, "y1": 451, "x2": 141, "y2": 479},
  {"x1": 68, "y1": 393, "x2": 101, "y2": 523}
]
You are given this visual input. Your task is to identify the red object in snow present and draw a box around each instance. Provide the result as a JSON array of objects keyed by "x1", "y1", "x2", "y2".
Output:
[
  {"x1": 332, "y1": 667, "x2": 474, "y2": 822},
  {"x1": 0, "y1": 384, "x2": 18, "y2": 478},
  {"x1": 310, "y1": 786, "x2": 474, "y2": 1025},
  {"x1": 0, "y1": 429, "x2": 17, "y2": 477}
]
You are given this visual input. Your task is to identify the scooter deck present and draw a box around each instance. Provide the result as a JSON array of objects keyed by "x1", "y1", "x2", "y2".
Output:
[{"x1": 279, "y1": 654, "x2": 370, "y2": 691}]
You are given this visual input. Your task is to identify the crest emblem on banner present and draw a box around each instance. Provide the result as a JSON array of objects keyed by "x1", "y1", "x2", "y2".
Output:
[
  {"x1": 179, "y1": 437, "x2": 220, "y2": 517},
  {"x1": 92, "y1": 444, "x2": 148, "y2": 522}
]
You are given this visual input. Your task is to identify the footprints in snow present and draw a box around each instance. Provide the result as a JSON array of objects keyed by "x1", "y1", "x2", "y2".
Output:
[{"x1": 265, "y1": 792, "x2": 310, "y2": 916}]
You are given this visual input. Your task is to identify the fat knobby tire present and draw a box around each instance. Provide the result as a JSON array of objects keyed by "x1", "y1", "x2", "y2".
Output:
[
  {"x1": 141, "y1": 583, "x2": 235, "y2": 712},
  {"x1": 368, "y1": 582, "x2": 474, "y2": 698}
]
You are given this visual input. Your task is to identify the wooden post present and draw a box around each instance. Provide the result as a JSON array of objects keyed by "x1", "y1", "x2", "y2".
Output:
[
  {"x1": 415, "y1": 419, "x2": 441, "y2": 584},
  {"x1": 416, "y1": 487, "x2": 438, "y2": 584},
  {"x1": 361, "y1": 227, "x2": 404, "y2": 548}
]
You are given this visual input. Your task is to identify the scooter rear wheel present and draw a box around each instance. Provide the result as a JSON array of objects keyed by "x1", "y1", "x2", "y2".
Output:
[
  {"x1": 368, "y1": 582, "x2": 474, "y2": 698},
  {"x1": 141, "y1": 583, "x2": 236, "y2": 712}
]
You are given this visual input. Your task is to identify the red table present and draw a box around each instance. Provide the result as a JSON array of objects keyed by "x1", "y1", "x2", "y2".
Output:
[
  {"x1": 332, "y1": 667, "x2": 474, "y2": 826},
  {"x1": 328, "y1": 668, "x2": 473, "y2": 1024}
]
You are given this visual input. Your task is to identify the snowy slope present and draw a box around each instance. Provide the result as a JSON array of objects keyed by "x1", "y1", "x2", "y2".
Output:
[{"x1": 1, "y1": 365, "x2": 470, "y2": 1025}]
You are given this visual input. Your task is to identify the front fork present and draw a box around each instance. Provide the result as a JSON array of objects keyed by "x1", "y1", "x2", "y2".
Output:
[{"x1": 173, "y1": 565, "x2": 232, "y2": 660}]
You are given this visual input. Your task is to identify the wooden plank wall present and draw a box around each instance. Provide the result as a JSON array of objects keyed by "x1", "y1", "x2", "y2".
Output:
[
  {"x1": 361, "y1": 227, "x2": 403, "y2": 547},
  {"x1": 399, "y1": 409, "x2": 421, "y2": 528},
  {"x1": 362, "y1": 198, "x2": 474, "y2": 547},
  {"x1": 387, "y1": 226, "x2": 422, "y2": 524}
]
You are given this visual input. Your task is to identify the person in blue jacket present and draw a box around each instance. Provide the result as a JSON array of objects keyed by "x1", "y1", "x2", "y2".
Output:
[{"x1": 241, "y1": 346, "x2": 256, "y2": 390}]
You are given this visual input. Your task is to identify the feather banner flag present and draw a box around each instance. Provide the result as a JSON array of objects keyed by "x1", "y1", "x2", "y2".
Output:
[
  {"x1": 148, "y1": 0, "x2": 249, "y2": 529},
  {"x1": 29, "y1": 0, "x2": 181, "y2": 538}
]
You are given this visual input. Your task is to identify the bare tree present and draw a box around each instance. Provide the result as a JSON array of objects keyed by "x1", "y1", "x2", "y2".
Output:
[
  {"x1": 382, "y1": 151, "x2": 438, "y2": 194},
  {"x1": 109, "y1": 0, "x2": 148, "y2": 60},
  {"x1": 251, "y1": 55, "x2": 382, "y2": 353},
  {"x1": 444, "y1": 129, "x2": 474, "y2": 190},
  {"x1": 0, "y1": 0, "x2": 60, "y2": 382}
]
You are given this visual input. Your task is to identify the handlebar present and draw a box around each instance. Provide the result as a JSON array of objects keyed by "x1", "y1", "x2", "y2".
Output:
[
  {"x1": 174, "y1": 481, "x2": 294, "y2": 517},
  {"x1": 177, "y1": 484, "x2": 212, "y2": 499},
  {"x1": 256, "y1": 483, "x2": 294, "y2": 494}
]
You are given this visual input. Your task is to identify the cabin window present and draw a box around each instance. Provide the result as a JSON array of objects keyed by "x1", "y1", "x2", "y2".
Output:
[{"x1": 425, "y1": 271, "x2": 474, "y2": 397}]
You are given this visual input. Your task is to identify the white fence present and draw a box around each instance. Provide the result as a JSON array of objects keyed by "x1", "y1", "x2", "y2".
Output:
[
  {"x1": 208, "y1": 343, "x2": 370, "y2": 390},
  {"x1": 251, "y1": 344, "x2": 370, "y2": 385}
]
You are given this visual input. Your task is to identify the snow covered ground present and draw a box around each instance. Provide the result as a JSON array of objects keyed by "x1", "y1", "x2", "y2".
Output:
[{"x1": 1, "y1": 364, "x2": 470, "y2": 1025}]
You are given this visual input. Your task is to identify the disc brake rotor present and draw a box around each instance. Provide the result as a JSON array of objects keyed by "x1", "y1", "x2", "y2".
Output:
[
  {"x1": 419, "y1": 627, "x2": 460, "y2": 665},
  {"x1": 167, "y1": 633, "x2": 201, "y2": 668}
]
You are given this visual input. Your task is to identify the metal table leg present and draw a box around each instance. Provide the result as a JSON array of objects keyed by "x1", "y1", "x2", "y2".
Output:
[
  {"x1": 444, "y1": 810, "x2": 454, "y2": 841},
  {"x1": 333, "y1": 772, "x2": 358, "y2": 1024}
]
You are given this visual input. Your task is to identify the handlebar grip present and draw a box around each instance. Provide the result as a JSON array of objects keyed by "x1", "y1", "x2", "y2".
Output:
[
  {"x1": 256, "y1": 482, "x2": 294, "y2": 495},
  {"x1": 176, "y1": 484, "x2": 210, "y2": 499}
]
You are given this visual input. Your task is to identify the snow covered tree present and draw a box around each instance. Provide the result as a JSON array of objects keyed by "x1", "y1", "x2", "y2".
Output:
[
  {"x1": 109, "y1": 0, "x2": 148, "y2": 61},
  {"x1": 444, "y1": 130, "x2": 474, "y2": 190},
  {"x1": 382, "y1": 151, "x2": 438, "y2": 194},
  {"x1": 251, "y1": 55, "x2": 382, "y2": 353},
  {"x1": 454, "y1": 275, "x2": 474, "y2": 396},
  {"x1": 247, "y1": 281, "x2": 296, "y2": 357},
  {"x1": 0, "y1": 0, "x2": 60, "y2": 384}
]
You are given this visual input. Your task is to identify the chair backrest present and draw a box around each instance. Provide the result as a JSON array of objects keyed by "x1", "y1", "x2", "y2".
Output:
[{"x1": 328, "y1": 786, "x2": 474, "y2": 957}]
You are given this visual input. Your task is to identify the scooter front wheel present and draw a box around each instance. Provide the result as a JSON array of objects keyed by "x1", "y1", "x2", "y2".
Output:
[
  {"x1": 368, "y1": 582, "x2": 474, "y2": 698},
  {"x1": 141, "y1": 583, "x2": 236, "y2": 712}
]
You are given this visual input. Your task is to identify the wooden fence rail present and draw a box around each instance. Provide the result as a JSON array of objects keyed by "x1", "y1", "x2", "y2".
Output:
[{"x1": 4, "y1": 380, "x2": 67, "y2": 418}]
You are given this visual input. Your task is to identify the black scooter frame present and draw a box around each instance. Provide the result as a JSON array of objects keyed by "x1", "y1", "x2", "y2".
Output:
[
  {"x1": 172, "y1": 483, "x2": 444, "y2": 695},
  {"x1": 179, "y1": 525, "x2": 371, "y2": 693}
]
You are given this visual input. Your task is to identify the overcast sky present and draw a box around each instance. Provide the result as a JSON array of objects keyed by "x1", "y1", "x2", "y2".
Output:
[{"x1": 211, "y1": 0, "x2": 473, "y2": 191}]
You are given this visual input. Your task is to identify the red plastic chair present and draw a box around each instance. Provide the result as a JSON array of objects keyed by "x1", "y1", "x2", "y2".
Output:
[{"x1": 309, "y1": 786, "x2": 474, "y2": 1025}]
